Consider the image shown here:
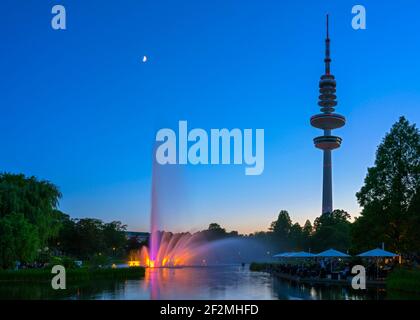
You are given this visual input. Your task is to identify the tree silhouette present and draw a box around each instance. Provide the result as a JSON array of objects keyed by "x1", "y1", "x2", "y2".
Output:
[{"x1": 353, "y1": 117, "x2": 420, "y2": 253}]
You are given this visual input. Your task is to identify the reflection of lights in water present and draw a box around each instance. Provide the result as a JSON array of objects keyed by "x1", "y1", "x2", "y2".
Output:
[
  {"x1": 342, "y1": 287, "x2": 349, "y2": 300},
  {"x1": 143, "y1": 266, "x2": 209, "y2": 300},
  {"x1": 310, "y1": 287, "x2": 317, "y2": 298}
]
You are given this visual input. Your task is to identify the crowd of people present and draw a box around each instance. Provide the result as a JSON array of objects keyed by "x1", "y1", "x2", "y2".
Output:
[{"x1": 268, "y1": 258, "x2": 399, "y2": 281}]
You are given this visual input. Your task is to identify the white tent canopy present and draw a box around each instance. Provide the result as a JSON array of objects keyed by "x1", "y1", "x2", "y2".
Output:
[
  {"x1": 316, "y1": 248, "x2": 350, "y2": 258},
  {"x1": 357, "y1": 248, "x2": 398, "y2": 257}
]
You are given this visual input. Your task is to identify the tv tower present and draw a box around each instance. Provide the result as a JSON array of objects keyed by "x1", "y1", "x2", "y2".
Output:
[{"x1": 310, "y1": 15, "x2": 346, "y2": 215}]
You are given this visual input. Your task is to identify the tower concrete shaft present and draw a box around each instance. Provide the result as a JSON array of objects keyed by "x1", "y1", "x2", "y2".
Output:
[
  {"x1": 310, "y1": 15, "x2": 346, "y2": 215},
  {"x1": 322, "y1": 149, "x2": 333, "y2": 214}
]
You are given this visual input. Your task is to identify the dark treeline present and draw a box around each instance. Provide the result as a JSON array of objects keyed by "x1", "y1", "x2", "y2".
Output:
[
  {"x1": 0, "y1": 174, "x2": 128, "y2": 269},
  {"x1": 249, "y1": 117, "x2": 420, "y2": 256},
  {"x1": 0, "y1": 174, "x2": 62, "y2": 269},
  {"x1": 352, "y1": 117, "x2": 420, "y2": 254},
  {"x1": 248, "y1": 209, "x2": 352, "y2": 254},
  {"x1": 0, "y1": 117, "x2": 419, "y2": 269},
  {"x1": 57, "y1": 216, "x2": 127, "y2": 259}
]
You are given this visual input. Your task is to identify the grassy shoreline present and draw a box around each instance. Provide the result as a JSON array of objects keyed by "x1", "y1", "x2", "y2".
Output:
[
  {"x1": 387, "y1": 267, "x2": 420, "y2": 294},
  {"x1": 249, "y1": 262, "x2": 271, "y2": 272},
  {"x1": 0, "y1": 267, "x2": 145, "y2": 283}
]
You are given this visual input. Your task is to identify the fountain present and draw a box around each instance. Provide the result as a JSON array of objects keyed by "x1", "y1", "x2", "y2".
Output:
[
  {"x1": 128, "y1": 149, "x2": 269, "y2": 269},
  {"x1": 129, "y1": 230, "x2": 269, "y2": 268},
  {"x1": 131, "y1": 231, "x2": 208, "y2": 267}
]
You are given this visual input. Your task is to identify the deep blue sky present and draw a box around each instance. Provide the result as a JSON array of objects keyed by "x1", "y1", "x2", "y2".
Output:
[{"x1": 1, "y1": 0, "x2": 420, "y2": 233}]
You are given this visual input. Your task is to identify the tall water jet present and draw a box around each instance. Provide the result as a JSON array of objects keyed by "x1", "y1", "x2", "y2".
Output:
[
  {"x1": 131, "y1": 147, "x2": 270, "y2": 268},
  {"x1": 148, "y1": 155, "x2": 160, "y2": 267}
]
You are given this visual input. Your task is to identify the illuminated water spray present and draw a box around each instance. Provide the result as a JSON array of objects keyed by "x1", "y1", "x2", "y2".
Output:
[
  {"x1": 127, "y1": 143, "x2": 269, "y2": 269},
  {"x1": 129, "y1": 151, "x2": 209, "y2": 267}
]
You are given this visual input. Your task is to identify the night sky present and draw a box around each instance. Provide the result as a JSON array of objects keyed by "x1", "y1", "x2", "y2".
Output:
[{"x1": 1, "y1": 0, "x2": 420, "y2": 233}]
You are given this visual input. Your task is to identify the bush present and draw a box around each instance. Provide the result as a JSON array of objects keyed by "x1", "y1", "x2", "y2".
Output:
[
  {"x1": 0, "y1": 267, "x2": 145, "y2": 282},
  {"x1": 250, "y1": 262, "x2": 269, "y2": 272},
  {"x1": 88, "y1": 254, "x2": 109, "y2": 268},
  {"x1": 48, "y1": 256, "x2": 78, "y2": 269},
  {"x1": 387, "y1": 267, "x2": 420, "y2": 294}
]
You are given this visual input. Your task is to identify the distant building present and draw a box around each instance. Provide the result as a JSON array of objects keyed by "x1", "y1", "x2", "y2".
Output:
[{"x1": 125, "y1": 231, "x2": 150, "y2": 243}]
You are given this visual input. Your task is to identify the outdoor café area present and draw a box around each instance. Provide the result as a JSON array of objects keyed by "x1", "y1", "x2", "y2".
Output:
[{"x1": 271, "y1": 248, "x2": 400, "y2": 281}]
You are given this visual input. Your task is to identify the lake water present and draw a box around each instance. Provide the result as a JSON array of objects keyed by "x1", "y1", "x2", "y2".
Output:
[{"x1": 0, "y1": 265, "x2": 408, "y2": 300}]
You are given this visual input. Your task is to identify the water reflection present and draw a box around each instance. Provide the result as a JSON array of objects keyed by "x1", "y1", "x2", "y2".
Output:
[
  {"x1": 271, "y1": 277, "x2": 386, "y2": 300},
  {"x1": 142, "y1": 265, "x2": 273, "y2": 300},
  {"x1": 0, "y1": 265, "x2": 417, "y2": 300}
]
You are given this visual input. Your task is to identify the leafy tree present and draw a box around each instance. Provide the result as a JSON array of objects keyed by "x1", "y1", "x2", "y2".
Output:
[
  {"x1": 54, "y1": 213, "x2": 78, "y2": 255},
  {"x1": 269, "y1": 210, "x2": 292, "y2": 250},
  {"x1": 205, "y1": 223, "x2": 228, "y2": 240},
  {"x1": 314, "y1": 209, "x2": 351, "y2": 229},
  {"x1": 0, "y1": 173, "x2": 134, "y2": 265},
  {"x1": 229, "y1": 230, "x2": 239, "y2": 237},
  {"x1": 303, "y1": 220, "x2": 313, "y2": 235},
  {"x1": 0, "y1": 173, "x2": 62, "y2": 246},
  {"x1": 74, "y1": 218, "x2": 105, "y2": 258},
  {"x1": 0, "y1": 173, "x2": 62, "y2": 269},
  {"x1": 0, "y1": 217, "x2": 14, "y2": 268},
  {"x1": 302, "y1": 220, "x2": 313, "y2": 250},
  {"x1": 407, "y1": 186, "x2": 420, "y2": 253},
  {"x1": 288, "y1": 223, "x2": 303, "y2": 250},
  {"x1": 0, "y1": 213, "x2": 39, "y2": 269},
  {"x1": 208, "y1": 223, "x2": 225, "y2": 233},
  {"x1": 57, "y1": 217, "x2": 129, "y2": 259},
  {"x1": 353, "y1": 117, "x2": 420, "y2": 253},
  {"x1": 103, "y1": 221, "x2": 127, "y2": 255},
  {"x1": 126, "y1": 236, "x2": 144, "y2": 252},
  {"x1": 312, "y1": 210, "x2": 351, "y2": 252}
]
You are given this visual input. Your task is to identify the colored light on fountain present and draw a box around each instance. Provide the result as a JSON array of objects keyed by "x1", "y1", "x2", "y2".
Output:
[
  {"x1": 128, "y1": 260, "x2": 140, "y2": 267},
  {"x1": 129, "y1": 231, "x2": 207, "y2": 268}
]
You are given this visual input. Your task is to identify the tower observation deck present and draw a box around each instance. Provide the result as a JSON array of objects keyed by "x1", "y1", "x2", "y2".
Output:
[{"x1": 310, "y1": 15, "x2": 346, "y2": 215}]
